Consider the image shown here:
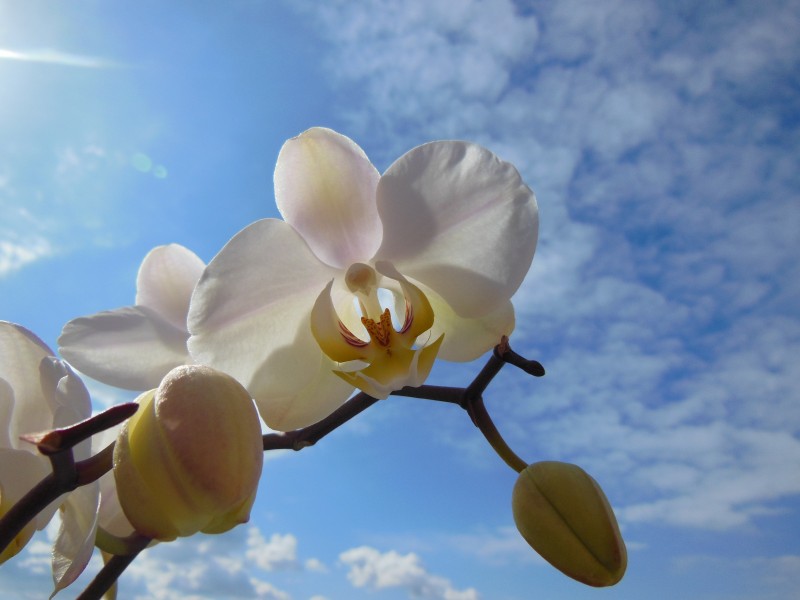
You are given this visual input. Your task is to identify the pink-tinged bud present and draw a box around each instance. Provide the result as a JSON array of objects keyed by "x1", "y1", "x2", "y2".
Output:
[
  {"x1": 113, "y1": 365, "x2": 263, "y2": 541},
  {"x1": 512, "y1": 461, "x2": 627, "y2": 587}
]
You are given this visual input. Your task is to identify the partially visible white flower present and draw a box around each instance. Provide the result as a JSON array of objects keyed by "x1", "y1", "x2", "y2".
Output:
[
  {"x1": 59, "y1": 244, "x2": 205, "y2": 389},
  {"x1": 0, "y1": 321, "x2": 97, "y2": 594},
  {"x1": 188, "y1": 127, "x2": 538, "y2": 431}
]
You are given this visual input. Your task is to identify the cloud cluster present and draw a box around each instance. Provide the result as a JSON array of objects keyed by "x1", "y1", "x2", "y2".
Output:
[
  {"x1": 340, "y1": 545, "x2": 480, "y2": 600},
  {"x1": 0, "y1": 237, "x2": 52, "y2": 278},
  {"x1": 291, "y1": 0, "x2": 800, "y2": 536}
]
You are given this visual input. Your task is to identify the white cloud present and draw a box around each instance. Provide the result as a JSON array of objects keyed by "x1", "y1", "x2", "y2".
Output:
[
  {"x1": 0, "y1": 238, "x2": 52, "y2": 277},
  {"x1": 246, "y1": 530, "x2": 300, "y2": 572},
  {"x1": 120, "y1": 528, "x2": 294, "y2": 600},
  {"x1": 293, "y1": 0, "x2": 539, "y2": 154},
  {"x1": 304, "y1": 558, "x2": 328, "y2": 573},
  {"x1": 0, "y1": 47, "x2": 120, "y2": 69},
  {"x1": 290, "y1": 0, "x2": 800, "y2": 543},
  {"x1": 249, "y1": 578, "x2": 292, "y2": 600},
  {"x1": 340, "y1": 546, "x2": 480, "y2": 600}
]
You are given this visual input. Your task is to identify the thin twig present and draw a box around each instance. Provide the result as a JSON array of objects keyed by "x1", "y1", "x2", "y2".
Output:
[
  {"x1": 76, "y1": 534, "x2": 150, "y2": 600},
  {"x1": 20, "y1": 403, "x2": 138, "y2": 455},
  {"x1": 263, "y1": 392, "x2": 380, "y2": 451},
  {"x1": 0, "y1": 405, "x2": 134, "y2": 558}
]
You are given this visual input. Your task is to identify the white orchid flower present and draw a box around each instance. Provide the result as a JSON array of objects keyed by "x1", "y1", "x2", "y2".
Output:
[
  {"x1": 0, "y1": 321, "x2": 97, "y2": 595},
  {"x1": 188, "y1": 127, "x2": 538, "y2": 431},
  {"x1": 59, "y1": 244, "x2": 205, "y2": 390}
]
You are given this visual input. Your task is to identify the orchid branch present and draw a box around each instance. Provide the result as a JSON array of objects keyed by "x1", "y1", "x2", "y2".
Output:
[
  {"x1": 0, "y1": 403, "x2": 137, "y2": 557},
  {"x1": 264, "y1": 336, "x2": 544, "y2": 473},
  {"x1": 393, "y1": 337, "x2": 544, "y2": 472},
  {"x1": 76, "y1": 534, "x2": 150, "y2": 600},
  {"x1": 1, "y1": 339, "x2": 542, "y2": 600}
]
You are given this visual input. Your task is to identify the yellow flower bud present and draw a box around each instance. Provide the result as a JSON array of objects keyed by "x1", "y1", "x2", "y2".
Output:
[
  {"x1": 113, "y1": 365, "x2": 263, "y2": 542},
  {"x1": 512, "y1": 461, "x2": 627, "y2": 587}
]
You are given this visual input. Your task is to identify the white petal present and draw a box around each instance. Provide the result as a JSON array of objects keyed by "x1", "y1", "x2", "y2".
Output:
[
  {"x1": 0, "y1": 448, "x2": 50, "y2": 562},
  {"x1": 375, "y1": 141, "x2": 538, "y2": 317},
  {"x1": 0, "y1": 447, "x2": 50, "y2": 518},
  {"x1": 92, "y1": 416, "x2": 134, "y2": 538},
  {"x1": 275, "y1": 127, "x2": 382, "y2": 268},
  {"x1": 54, "y1": 363, "x2": 92, "y2": 423},
  {"x1": 35, "y1": 358, "x2": 92, "y2": 427},
  {"x1": 0, "y1": 322, "x2": 57, "y2": 443},
  {"x1": 97, "y1": 471, "x2": 135, "y2": 538},
  {"x1": 135, "y1": 244, "x2": 205, "y2": 331},
  {"x1": 227, "y1": 296, "x2": 356, "y2": 431},
  {"x1": 188, "y1": 218, "x2": 337, "y2": 398},
  {"x1": 59, "y1": 306, "x2": 190, "y2": 390},
  {"x1": 249, "y1": 330, "x2": 355, "y2": 431},
  {"x1": 51, "y1": 483, "x2": 99, "y2": 597},
  {"x1": 430, "y1": 293, "x2": 515, "y2": 363}
]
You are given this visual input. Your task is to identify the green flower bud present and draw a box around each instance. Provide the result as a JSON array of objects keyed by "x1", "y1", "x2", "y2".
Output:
[
  {"x1": 512, "y1": 461, "x2": 627, "y2": 587},
  {"x1": 113, "y1": 365, "x2": 263, "y2": 542}
]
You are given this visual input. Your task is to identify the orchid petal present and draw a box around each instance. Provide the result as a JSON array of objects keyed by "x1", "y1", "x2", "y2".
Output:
[
  {"x1": 0, "y1": 447, "x2": 51, "y2": 530},
  {"x1": 0, "y1": 322, "x2": 57, "y2": 444},
  {"x1": 247, "y1": 319, "x2": 355, "y2": 431},
  {"x1": 91, "y1": 424, "x2": 136, "y2": 538},
  {"x1": 275, "y1": 127, "x2": 382, "y2": 268},
  {"x1": 188, "y1": 219, "x2": 337, "y2": 402},
  {"x1": 135, "y1": 244, "x2": 205, "y2": 331},
  {"x1": 375, "y1": 141, "x2": 538, "y2": 317},
  {"x1": 0, "y1": 449, "x2": 49, "y2": 563},
  {"x1": 59, "y1": 306, "x2": 190, "y2": 390},
  {"x1": 37, "y1": 357, "x2": 91, "y2": 425},
  {"x1": 51, "y1": 482, "x2": 99, "y2": 597},
  {"x1": 97, "y1": 474, "x2": 135, "y2": 539},
  {"x1": 421, "y1": 282, "x2": 516, "y2": 362}
]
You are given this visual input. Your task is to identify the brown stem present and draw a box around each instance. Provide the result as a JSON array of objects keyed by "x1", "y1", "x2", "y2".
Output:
[
  {"x1": 0, "y1": 473, "x2": 62, "y2": 554},
  {"x1": 467, "y1": 396, "x2": 527, "y2": 472},
  {"x1": 394, "y1": 338, "x2": 537, "y2": 472},
  {"x1": 0, "y1": 406, "x2": 129, "y2": 558},
  {"x1": 76, "y1": 534, "x2": 150, "y2": 600},
  {"x1": 263, "y1": 392, "x2": 380, "y2": 451},
  {"x1": 20, "y1": 403, "x2": 137, "y2": 455}
]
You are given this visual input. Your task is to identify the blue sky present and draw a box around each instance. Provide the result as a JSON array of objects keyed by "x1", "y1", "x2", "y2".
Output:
[{"x1": 1, "y1": 0, "x2": 799, "y2": 599}]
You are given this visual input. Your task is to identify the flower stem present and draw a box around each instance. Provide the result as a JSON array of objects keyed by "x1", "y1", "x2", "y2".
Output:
[
  {"x1": 392, "y1": 337, "x2": 539, "y2": 473},
  {"x1": 0, "y1": 406, "x2": 130, "y2": 558},
  {"x1": 467, "y1": 396, "x2": 527, "y2": 473},
  {"x1": 263, "y1": 392, "x2": 381, "y2": 450},
  {"x1": 76, "y1": 534, "x2": 150, "y2": 600}
]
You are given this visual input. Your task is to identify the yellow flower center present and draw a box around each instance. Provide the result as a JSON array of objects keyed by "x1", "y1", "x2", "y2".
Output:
[{"x1": 310, "y1": 262, "x2": 444, "y2": 398}]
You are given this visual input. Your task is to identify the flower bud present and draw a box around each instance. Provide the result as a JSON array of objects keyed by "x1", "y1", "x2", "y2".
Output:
[
  {"x1": 512, "y1": 461, "x2": 626, "y2": 587},
  {"x1": 113, "y1": 365, "x2": 263, "y2": 541}
]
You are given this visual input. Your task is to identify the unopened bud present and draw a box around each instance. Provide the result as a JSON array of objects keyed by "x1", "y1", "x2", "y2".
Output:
[
  {"x1": 512, "y1": 461, "x2": 626, "y2": 587},
  {"x1": 113, "y1": 365, "x2": 263, "y2": 541}
]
